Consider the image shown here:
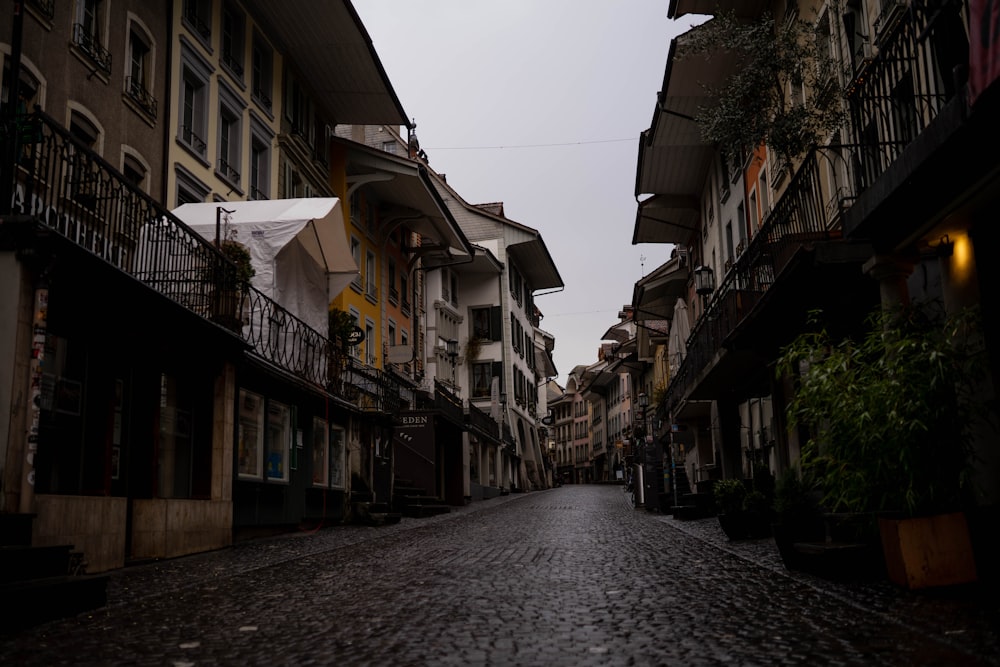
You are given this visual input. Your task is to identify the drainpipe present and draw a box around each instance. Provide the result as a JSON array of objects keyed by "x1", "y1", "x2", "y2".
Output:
[
  {"x1": 20, "y1": 277, "x2": 47, "y2": 513},
  {"x1": 1, "y1": 1, "x2": 24, "y2": 214}
]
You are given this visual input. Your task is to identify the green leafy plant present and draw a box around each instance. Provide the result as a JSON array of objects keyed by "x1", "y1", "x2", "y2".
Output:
[
  {"x1": 680, "y1": 9, "x2": 846, "y2": 164},
  {"x1": 713, "y1": 478, "x2": 748, "y2": 515},
  {"x1": 465, "y1": 334, "x2": 483, "y2": 361},
  {"x1": 219, "y1": 239, "x2": 255, "y2": 287},
  {"x1": 776, "y1": 303, "x2": 987, "y2": 517},
  {"x1": 773, "y1": 467, "x2": 820, "y2": 524},
  {"x1": 329, "y1": 307, "x2": 356, "y2": 352}
]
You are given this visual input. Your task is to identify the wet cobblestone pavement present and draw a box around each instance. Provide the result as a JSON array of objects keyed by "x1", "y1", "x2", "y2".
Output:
[{"x1": 1, "y1": 485, "x2": 997, "y2": 666}]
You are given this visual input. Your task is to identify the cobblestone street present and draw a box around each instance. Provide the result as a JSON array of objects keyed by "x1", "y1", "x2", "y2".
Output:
[{"x1": 2, "y1": 485, "x2": 998, "y2": 666}]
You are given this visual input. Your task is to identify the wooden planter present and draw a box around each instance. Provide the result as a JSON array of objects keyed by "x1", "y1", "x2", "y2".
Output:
[
  {"x1": 718, "y1": 511, "x2": 772, "y2": 541},
  {"x1": 878, "y1": 511, "x2": 978, "y2": 589}
]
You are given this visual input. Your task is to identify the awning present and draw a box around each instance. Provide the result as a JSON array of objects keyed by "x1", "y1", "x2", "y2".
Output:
[
  {"x1": 173, "y1": 198, "x2": 357, "y2": 334},
  {"x1": 632, "y1": 255, "x2": 689, "y2": 322},
  {"x1": 633, "y1": 24, "x2": 742, "y2": 245}
]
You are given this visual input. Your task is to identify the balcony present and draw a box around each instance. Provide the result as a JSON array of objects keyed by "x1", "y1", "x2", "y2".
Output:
[
  {"x1": 124, "y1": 76, "x2": 157, "y2": 119},
  {"x1": 1, "y1": 110, "x2": 397, "y2": 410},
  {"x1": 663, "y1": 150, "x2": 843, "y2": 415},
  {"x1": 72, "y1": 24, "x2": 112, "y2": 74}
]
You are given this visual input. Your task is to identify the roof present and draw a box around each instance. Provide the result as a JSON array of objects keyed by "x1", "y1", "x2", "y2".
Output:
[
  {"x1": 668, "y1": 0, "x2": 768, "y2": 19},
  {"x1": 632, "y1": 24, "x2": 742, "y2": 245},
  {"x1": 243, "y1": 0, "x2": 409, "y2": 127},
  {"x1": 335, "y1": 136, "x2": 474, "y2": 263},
  {"x1": 632, "y1": 254, "x2": 689, "y2": 322}
]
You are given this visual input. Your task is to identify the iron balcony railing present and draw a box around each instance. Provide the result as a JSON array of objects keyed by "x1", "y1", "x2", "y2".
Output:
[
  {"x1": 1, "y1": 110, "x2": 398, "y2": 411},
  {"x1": 663, "y1": 1, "x2": 968, "y2": 416},
  {"x1": 72, "y1": 23, "x2": 112, "y2": 74},
  {"x1": 466, "y1": 401, "x2": 500, "y2": 442},
  {"x1": 664, "y1": 150, "x2": 836, "y2": 415},
  {"x1": 124, "y1": 76, "x2": 157, "y2": 119},
  {"x1": 845, "y1": 1, "x2": 967, "y2": 194}
]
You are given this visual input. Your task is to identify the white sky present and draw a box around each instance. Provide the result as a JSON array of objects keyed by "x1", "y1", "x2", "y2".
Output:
[{"x1": 352, "y1": 1, "x2": 703, "y2": 385}]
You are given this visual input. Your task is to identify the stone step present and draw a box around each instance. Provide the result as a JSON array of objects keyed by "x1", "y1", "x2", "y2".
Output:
[
  {"x1": 0, "y1": 544, "x2": 74, "y2": 584},
  {"x1": 0, "y1": 573, "x2": 109, "y2": 631}
]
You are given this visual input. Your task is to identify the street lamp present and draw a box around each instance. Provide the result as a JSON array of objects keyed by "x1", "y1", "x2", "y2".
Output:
[{"x1": 694, "y1": 264, "x2": 715, "y2": 314}]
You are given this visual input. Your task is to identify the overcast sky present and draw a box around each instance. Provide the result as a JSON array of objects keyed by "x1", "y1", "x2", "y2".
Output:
[{"x1": 352, "y1": 1, "x2": 703, "y2": 385}]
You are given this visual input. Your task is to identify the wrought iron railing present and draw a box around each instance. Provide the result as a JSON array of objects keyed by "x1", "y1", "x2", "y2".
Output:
[
  {"x1": 72, "y1": 23, "x2": 112, "y2": 73},
  {"x1": 125, "y1": 76, "x2": 157, "y2": 119},
  {"x1": 1, "y1": 110, "x2": 400, "y2": 411},
  {"x1": 28, "y1": 0, "x2": 54, "y2": 20},
  {"x1": 845, "y1": 1, "x2": 967, "y2": 194},
  {"x1": 664, "y1": 150, "x2": 836, "y2": 414},
  {"x1": 466, "y1": 401, "x2": 500, "y2": 442}
]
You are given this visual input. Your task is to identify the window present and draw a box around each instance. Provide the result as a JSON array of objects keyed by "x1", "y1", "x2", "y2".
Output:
[
  {"x1": 158, "y1": 373, "x2": 211, "y2": 499},
  {"x1": 387, "y1": 258, "x2": 398, "y2": 303},
  {"x1": 350, "y1": 237, "x2": 362, "y2": 289},
  {"x1": 366, "y1": 250, "x2": 377, "y2": 299},
  {"x1": 725, "y1": 221, "x2": 734, "y2": 265},
  {"x1": 238, "y1": 390, "x2": 264, "y2": 478},
  {"x1": 329, "y1": 426, "x2": 345, "y2": 489},
  {"x1": 365, "y1": 318, "x2": 376, "y2": 365},
  {"x1": 471, "y1": 306, "x2": 501, "y2": 341},
  {"x1": 2, "y1": 56, "x2": 42, "y2": 117},
  {"x1": 217, "y1": 85, "x2": 243, "y2": 187},
  {"x1": 311, "y1": 417, "x2": 329, "y2": 486},
  {"x1": 122, "y1": 151, "x2": 148, "y2": 192},
  {"x1": 759, "y1": 169, "x2": 769, "y2": 220},
  {"x1": 251, "y1": 32, "x2": 273, "y2": 112},
  {"x1": 221, "y1": 2, "x2": 245, "y2": 80},
  {"x1": 175, "y1": 165, "x2": 210, "y2": 207},
  {"x1": 266, "y1": 400, "x2": 291, "y2": 481},
  {"x1": 249, "y1": 116, "x2": 272, "y2": 200},
  {"x1": 182, "y1": 0, "x2": 212, "y2": 43},
  {"x1": 179, "y1": 44, "x2": 211, "y2": 159},
  {"x1": 387, "y1": 319, "x2": 396, "y2": 346},
  {"x1": 125, "y1": 23, "x2": 156, "y2": 118},
  {"x1": 74, "y1": 0, "x2": 110, "y2": 73},
  {"x1": 346, "y1": 308, "x2": 361, "y2": 358},
  {"x1": 382, "y1": 141, "x2": 396, "y2": 154},
  {"x1": 400, "y1": 273, "x2": 409, "y2": 313},
  {"x1": 472, "y1": 362, "x2": 493, "y2": 398},
  {"x1": 450, "y1": 273, "x2": 458, "y2": 307},
  {"x1": 68, "y1": 107, "x2": 102, "y2": 207}
]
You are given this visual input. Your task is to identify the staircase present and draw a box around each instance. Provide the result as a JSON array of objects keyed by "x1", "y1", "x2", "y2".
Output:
[
  {"x1": 670, "y1": 468, "x2": 716, "y2": 520},
  {"x1": 392, "y1": 478, "x2": 450, "y2": 518},
  {"x1": 0, "y1": 513, "x2": 110, "y2": 632},
  {"x1": 349, "y1": 475, "x2": 402, "y2": 527}
]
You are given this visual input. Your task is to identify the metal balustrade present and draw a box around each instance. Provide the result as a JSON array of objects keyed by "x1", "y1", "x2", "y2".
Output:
[{"x1": 1, "y1": 110, "x2": 400, "y2": 411}]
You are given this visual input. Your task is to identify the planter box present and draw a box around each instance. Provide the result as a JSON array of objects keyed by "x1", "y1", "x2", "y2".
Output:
[
  {"x1": 718, "y1": 511, "x2": 772, "y2": 541},
  {"x1": 878, "y1": 511, "x2": 978, "y2": 589}
]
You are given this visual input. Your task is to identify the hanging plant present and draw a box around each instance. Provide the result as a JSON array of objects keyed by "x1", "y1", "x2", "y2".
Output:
[{"x1": 465, "y1": 334, "x2": 483, "y2": 361}]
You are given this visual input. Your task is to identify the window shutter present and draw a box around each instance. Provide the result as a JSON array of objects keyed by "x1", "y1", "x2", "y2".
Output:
[
  {"x1": 491, "y1": 361, "x2": 503, "y2": 392},
  {"x1": 490, "y1": 306, "x2": 502, "y2": 341}
]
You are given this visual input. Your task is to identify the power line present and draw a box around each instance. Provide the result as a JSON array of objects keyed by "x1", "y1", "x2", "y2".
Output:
[{"x1": 425, "y1": 138, "x2": 637, "y2": 151}]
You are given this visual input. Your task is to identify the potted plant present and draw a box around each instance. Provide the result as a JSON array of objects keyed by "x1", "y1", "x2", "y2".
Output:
[
  {"x1": 713, "y1": 476, "x2": 771, "y2": 540},
  {"x1": 777, "y1": 303, "x2": 987, "y2": 588},
  {"x1": 211, "y1": 239, "x2": 254, "y2": 330},
  {"x1": 770, "y1": 467, "x2": 824, "y2": 572}
]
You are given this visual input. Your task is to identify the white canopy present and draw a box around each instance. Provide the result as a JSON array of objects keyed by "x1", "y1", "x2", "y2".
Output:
[{"x1": 173, "y1": 198, "x2": 358, "y2": 334}]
